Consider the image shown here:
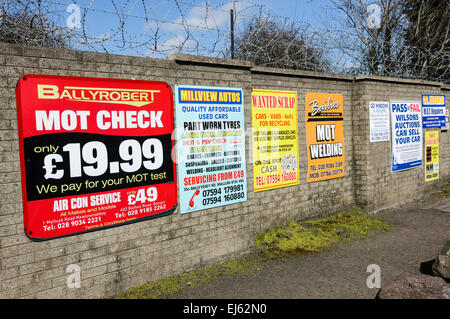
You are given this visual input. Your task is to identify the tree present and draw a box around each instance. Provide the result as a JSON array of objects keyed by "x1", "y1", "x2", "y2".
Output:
[
  {"x1": 0, "y1": 0, "x2": 71, "y2": 48},
  {"x1": 403, "y1": 0, "x2": 450, "y2": 83},
  {"x1": 232, "y1": 16, "x2": 330, "y2": 72},
  {"x1": 330, "y1": 0, "x2": 450, "y2": 83},
  {"x1": 330, "y1": 0, "x2": 407, "y2": 77}
]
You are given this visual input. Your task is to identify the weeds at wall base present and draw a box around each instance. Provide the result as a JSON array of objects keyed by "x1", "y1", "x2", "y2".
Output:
[
  {"x1": 113, "y1": 254, "x2": 263, "y2": 299},
  {"x1": 114, "y1": 206, "x2": 391, "y2": 299},
  {"x1": 439, "y1": 182, "x2": 450, "y2": 197},
  {"x1": 255, "y1": 206, "x2": 390, "y2": 259}
]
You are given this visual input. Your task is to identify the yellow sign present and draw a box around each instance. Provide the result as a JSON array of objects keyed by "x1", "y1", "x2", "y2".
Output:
[
  {"x1": 252, "y1": 89, "x2": 299, "y2": 191},
  {"x1": 425, "y1": 130, "x2": 439, "y2": 182},
  {"x1": 305, "y1": 92, "x2": 345, "y2": 182}
]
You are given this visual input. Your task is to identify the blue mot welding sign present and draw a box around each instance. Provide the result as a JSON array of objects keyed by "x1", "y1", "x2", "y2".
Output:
[{"x1": 422, "y1": 94, "x2": 446, "y2": 128}]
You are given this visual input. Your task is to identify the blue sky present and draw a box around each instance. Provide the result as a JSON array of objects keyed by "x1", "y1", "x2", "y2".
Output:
[{"x1": 47, "y1": 0, "x2": 343, "y2": 58}]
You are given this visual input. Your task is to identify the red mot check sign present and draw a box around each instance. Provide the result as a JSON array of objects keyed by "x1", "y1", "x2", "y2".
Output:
[{"x1": 16, "y1": 74, "x2": 177, "y2": 241}]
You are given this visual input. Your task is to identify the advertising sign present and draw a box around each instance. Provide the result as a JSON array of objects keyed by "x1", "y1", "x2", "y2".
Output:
[
  {"x1": 391, "y1": 101, "x2": 423, "y2": 172},
  {"x1": 425, "y1": 130, "x2": 439, "y2": 182},
  {"x1": 252, "y1": 89, "x2": 299, "y2": 191},
  {"x1": 306, "y1": 92, "x2": 345, "y2": 182},
  {"x1": 175, "y1": 85, "x2": 247, "y2": 214},
  {"x1": 369, "y1": 101, "x2": 390, "y2": 142},
  {"x1": 16, "y1": 74, "x2": 177, "y2": 240},
  {"x1": 422, "y1": 94, "x2": 446, "y2": 128}
]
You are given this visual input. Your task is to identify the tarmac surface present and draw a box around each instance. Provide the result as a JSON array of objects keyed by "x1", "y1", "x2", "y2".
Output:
[{"x1": 171, "y1": 197, "x2": 450, "y2": 299}]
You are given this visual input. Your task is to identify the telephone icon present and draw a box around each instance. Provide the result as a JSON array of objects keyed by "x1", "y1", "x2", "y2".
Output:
[{"x1": 189, "y1": 190, "x2": 200, "y2": 207}]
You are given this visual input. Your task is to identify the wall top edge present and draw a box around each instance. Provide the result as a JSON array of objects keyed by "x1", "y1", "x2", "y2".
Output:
[
  {"x1": 251, "y1": 66, "x2": 354, "y2": 81},
  {"x1": 1, "y1": 42, "x2": 448, "y2": 89},
  {"x1": 354, "y1": 74, "x2": 444, "y2": 87},
  {"x1": 0, "y1": 42, "x2": 170, "y2": 65},
  {"x1": 167, "y1": 53, "x2": 255, "y2": 68}
]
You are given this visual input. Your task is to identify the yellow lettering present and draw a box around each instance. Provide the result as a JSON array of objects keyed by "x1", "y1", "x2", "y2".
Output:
[{"x1": 37, "y1": 85, "x2": 59, "y2": 99}]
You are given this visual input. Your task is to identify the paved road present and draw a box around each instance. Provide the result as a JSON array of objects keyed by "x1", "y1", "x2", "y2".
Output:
[{"x1": 172, "y1": 197, "x2": 450, "y2": 299}]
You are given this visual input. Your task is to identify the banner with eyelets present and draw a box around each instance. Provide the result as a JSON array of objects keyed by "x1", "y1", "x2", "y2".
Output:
[{"x1": 16, "y1": 74, "x2": 177, "y2": 240}]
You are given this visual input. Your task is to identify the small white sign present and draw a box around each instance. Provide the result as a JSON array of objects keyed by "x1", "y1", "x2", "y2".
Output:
[{"x1": 369, "y1": 101, "x2": 390, "y2": 142}]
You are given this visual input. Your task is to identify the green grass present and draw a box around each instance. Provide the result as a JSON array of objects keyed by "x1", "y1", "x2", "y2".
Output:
[
  {"x1": 114, "y1": 255, "x2": 262, "y2": 299},
  {"x1": 440, "y1": 182, "x2": 450, "y2": 197},
  {"x1": 114, "y1": 206, "x2": 391, "y2": 298},
  {"x1": 255, "y1": 206, "x2": 390, "y2": 258}
]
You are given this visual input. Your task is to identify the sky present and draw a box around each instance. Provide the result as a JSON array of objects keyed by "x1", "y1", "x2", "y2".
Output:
[{"x1": 46, "y1": 0, "x2": 343, "y2": 58}]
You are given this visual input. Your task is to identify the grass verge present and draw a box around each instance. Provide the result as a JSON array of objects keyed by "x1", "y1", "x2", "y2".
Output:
[
  {"x1": 440, "y1": 182, "x2": 450, "y2": 197},
  {"x1": 114, "y1": 206, "x2": 390, "y2": 298},
  {"x1": 255, "y1": 206, "x2": 390, "y2": 258},
  {"x1": 114, "y1": 255, "x2": 262, "y2": 299}
]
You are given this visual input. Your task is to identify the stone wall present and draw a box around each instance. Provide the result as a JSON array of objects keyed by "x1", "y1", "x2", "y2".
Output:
[{"x1": 0, "y1": 42, "x2": 448, "y2": 298}]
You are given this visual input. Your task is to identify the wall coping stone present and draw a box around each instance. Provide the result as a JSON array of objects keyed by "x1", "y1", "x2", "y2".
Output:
[
  {"x1": 355, "y1": 74, "x2": 442, "y2": 87},
  {"x1": 251, "y1": 66, "x2": 354, "y2": 81},
  {"x1": 2, "y1": 42, "x2": 447, "y2": 88},
  {"x1": 167, "y1": 53, "x2": 254, "y2": 69}
]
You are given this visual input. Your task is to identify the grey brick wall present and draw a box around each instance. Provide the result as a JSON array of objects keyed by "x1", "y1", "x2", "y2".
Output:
[
  {"x1": 353, "y1": 76, "x2": 449, "y2": 212},
  {"x1": 0, "y1": 42, "x2": 448, "y2": 298}
]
